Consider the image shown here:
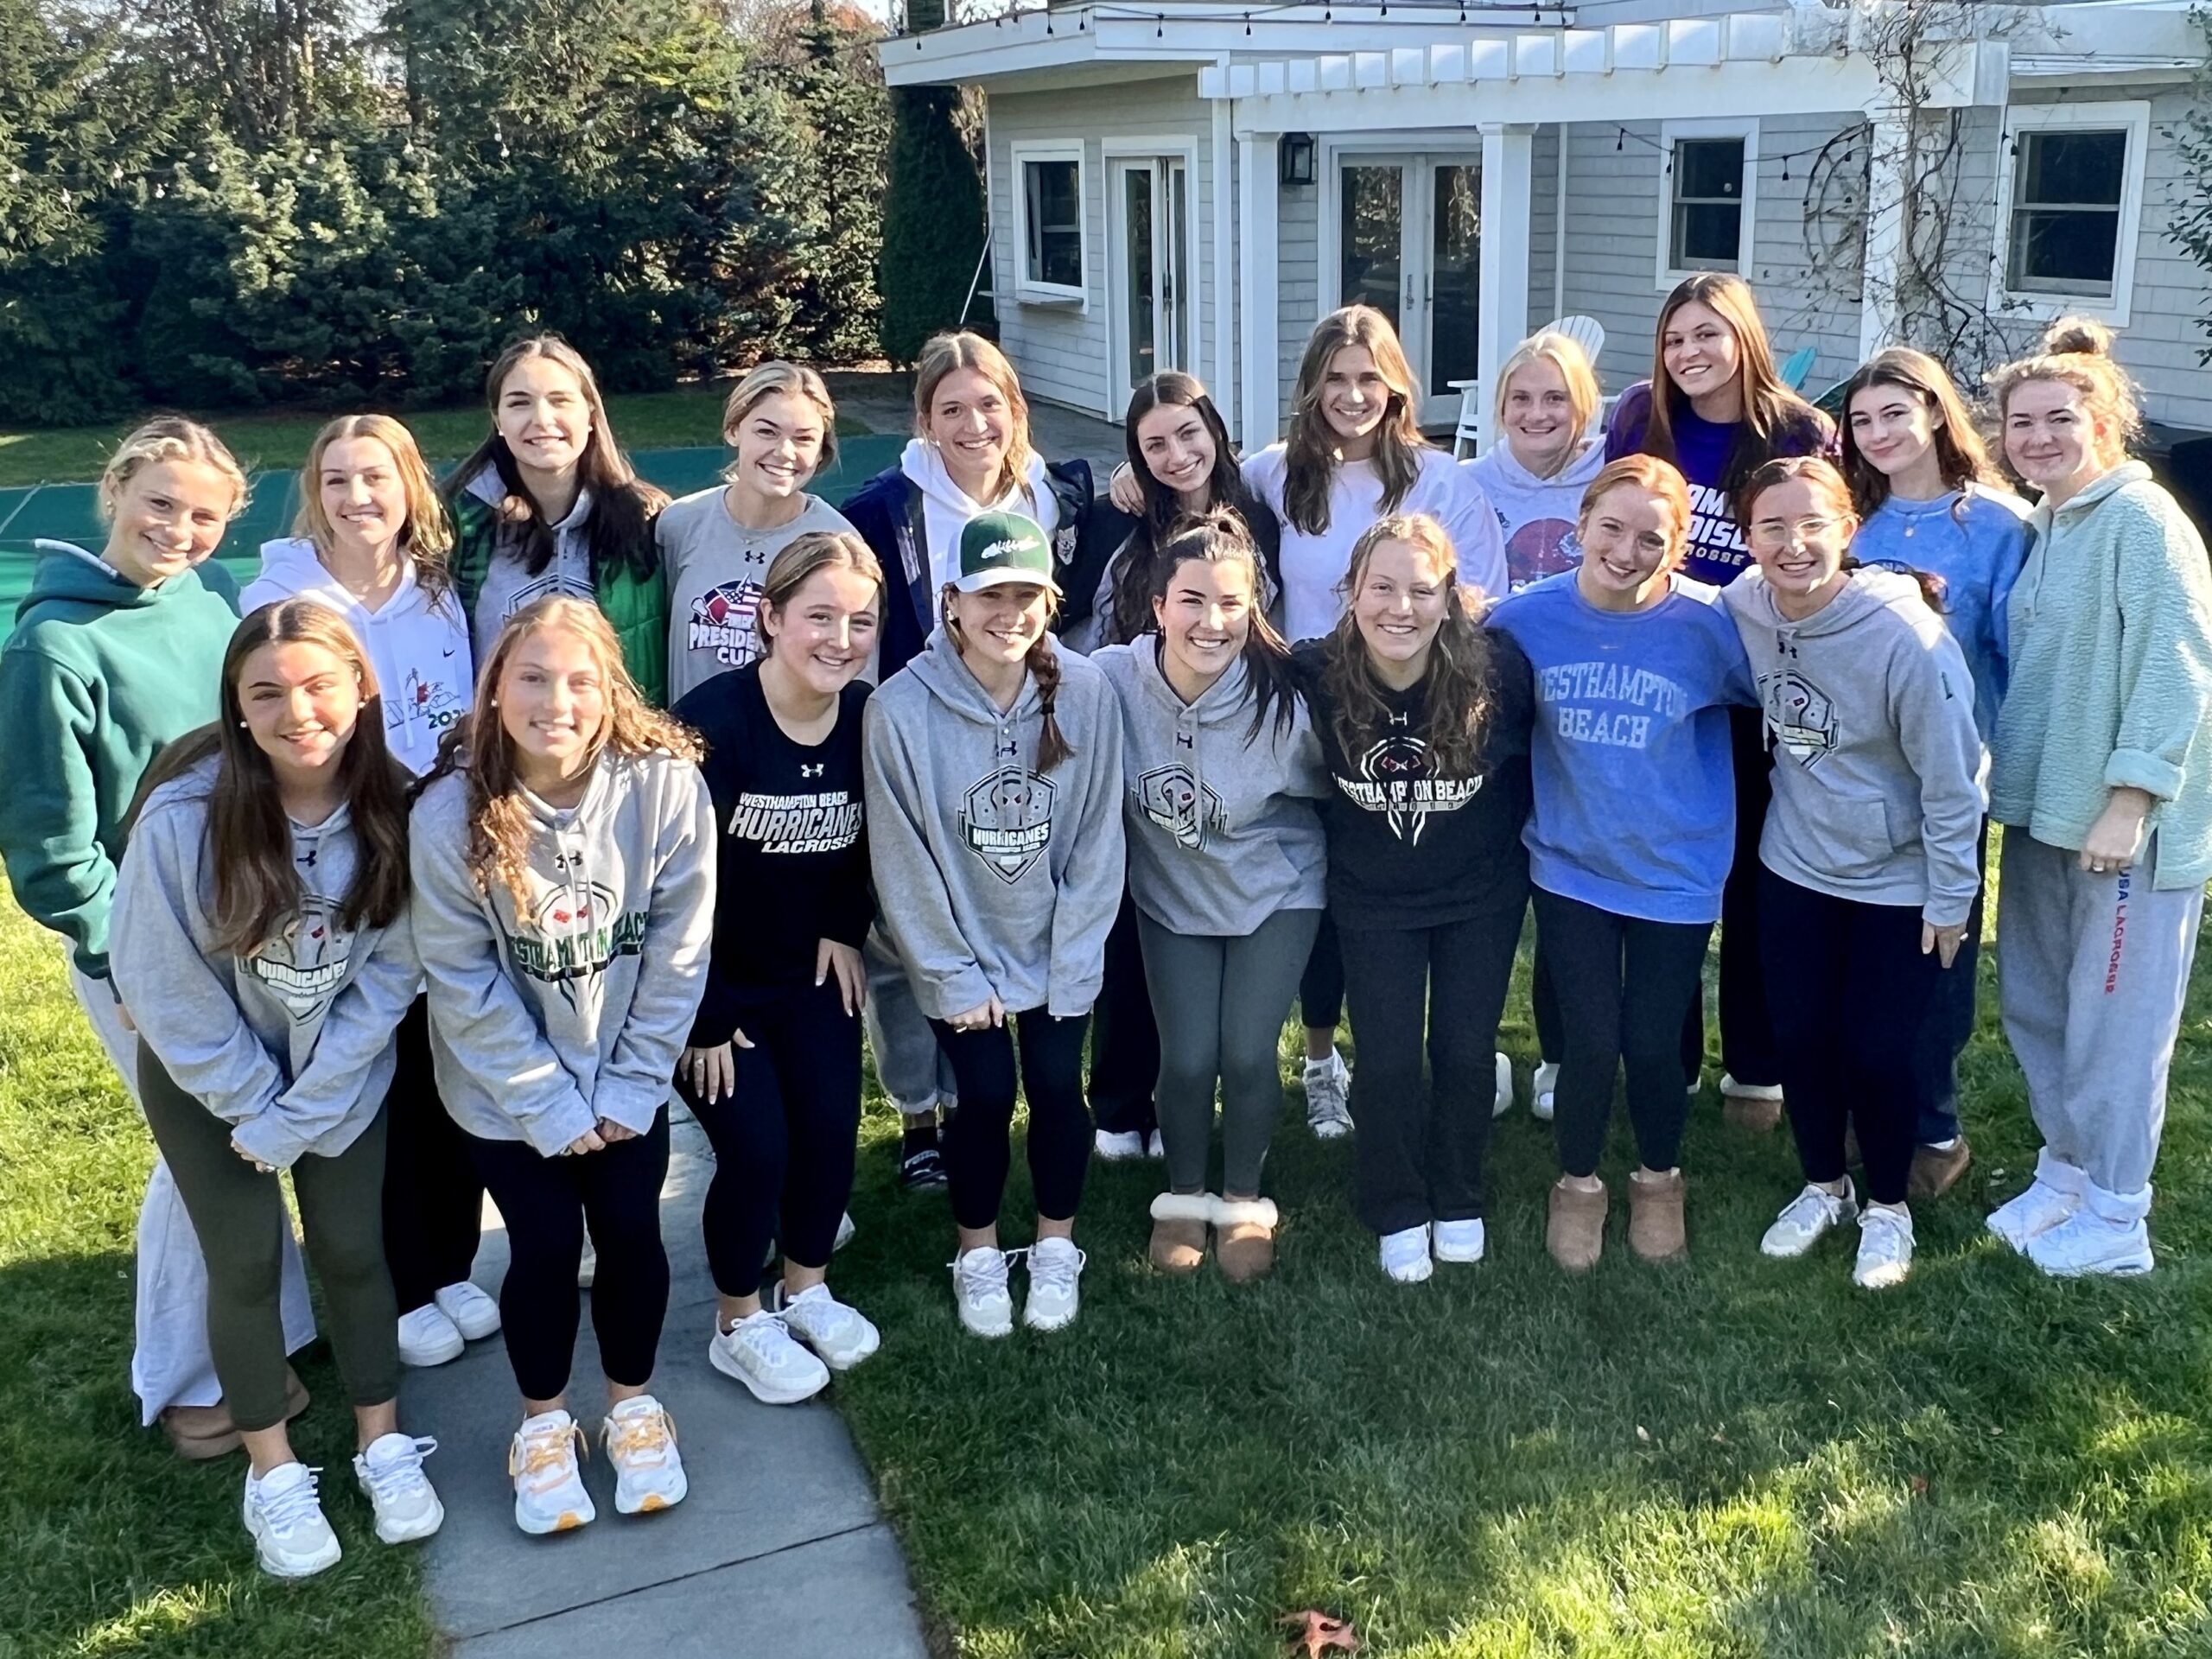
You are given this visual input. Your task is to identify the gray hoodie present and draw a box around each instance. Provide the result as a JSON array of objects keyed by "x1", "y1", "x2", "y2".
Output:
[
  {"x1": 410, "y1": 747, "x2": 716, "y2": 1155},
  {"x1": 111, "y1": 754, "x2": 421, "y2": 1168},
  {"x1": 1721, "y1": 565, "x2": 1986, "y2": 927},
  {"x1": 464, "y1": 467, "x2": 597, "y2": 668},
  {"x1": 864, "y1": 627, "x2": 1124, "y2": 1020},
  {"x1": 1093, "y1": 641, "x2": 1327, "y2": 936}
]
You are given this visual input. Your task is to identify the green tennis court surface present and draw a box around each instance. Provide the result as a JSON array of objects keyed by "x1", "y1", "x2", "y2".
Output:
[{"x1": 0, "y1": 435, "x2": 906, "y2": 628}]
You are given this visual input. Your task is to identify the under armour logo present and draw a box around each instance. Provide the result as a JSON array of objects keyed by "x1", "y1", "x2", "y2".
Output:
[
  {"x1": 1387, "y1": 710, "x2": 1410, "y2": 728},
  {"x1": 801, "y1": 763, "x2": 825, "y2": 779}
]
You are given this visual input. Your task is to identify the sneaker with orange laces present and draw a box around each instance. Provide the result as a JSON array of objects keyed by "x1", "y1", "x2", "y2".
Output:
[
  {"x1": 602, "y1": 1395, "x2": 688, "y2": 1516},
  {"x1": 509, "y1": 1409, "x2": 594, "y2": 1535}
]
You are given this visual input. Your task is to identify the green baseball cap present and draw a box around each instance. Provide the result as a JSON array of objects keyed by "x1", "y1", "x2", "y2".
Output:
[{"x1": 955, "y1": 511, "x2": 1059, "y2": 594}]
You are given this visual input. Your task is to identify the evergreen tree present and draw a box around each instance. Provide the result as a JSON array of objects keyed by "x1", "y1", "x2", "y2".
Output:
[
  {"x1": 779, "y1": 0, "x2": 891, "y2": 361},
  {"x1": 876, "y1": 0, "x2": 984, "y2": 365}
]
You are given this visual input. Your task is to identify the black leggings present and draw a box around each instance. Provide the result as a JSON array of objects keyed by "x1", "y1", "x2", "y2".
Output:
[
  {"x1": 1299, "y1": 911, "x2": 1345, "y2": 1032},
  {"x1": 1339, "y1": 909, "x2": 1521, "y2": 1235},
  {"x1": 1758, "y1": 869, "x2": 1941, "y2": 1207},
  {"x1": 683, "y1": 976, "x2": 861, "y2": 1294},
  {"x1": 1685, "y1": 706, "x2": 1781, "y2": 1087},
  {"x1": 467, "y1": 1109, "x2": 671, "y2": 1401},
  {"x1": 1533, "y1": 887, "x2": 1713, "y2": 1179},
  {"x1": 931, "y1": 1011, "x2": 1092, "y2": 1232},
  {"x1": 1909, "y1": 818, "x2": 1987, "y2": 1145},
  {"x1": 1089, "y1": 893, "x2": 1160, "y2": 1138},
  {"x1": 382, "y1": 1000, "x2": 485, "y2": 1314}
]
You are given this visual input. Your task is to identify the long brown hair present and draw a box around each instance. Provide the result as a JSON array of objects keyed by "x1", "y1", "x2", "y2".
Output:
[
  {"x1": 913, "y1": 331, "x2": 1036, "y2": 505},
  {"x1": 1838, "y1": 348, "x2": 2000, "y2": 517},
  {"x1": 1112, "y1": 373, "x2": 1268, "y2": 646},
  {"x1": 1986, "y1": 315, "x2": 2142, "y2": 478},
  {"x1": 296, "y1": 414, "x2": 457, "y2": 607},
  {"x1": 429, "y1": 596, "x2": 703, "y2": 911},
  {"x1": 1643, "y1": 274, "x2": 1829, "y2": 498},
  {"x1": 448, "y1": 335, "x2": 668, "y2": 584},
  {"x1": 1321, "y1": 513, "x2": 1496, "y2": 779},
  {"x1": 1147, "y1": 510, "x2": 1300, "y2": 744},
  {"x1": 757, "y1": 531, "x2": 883, "y2": 658},
  {"x1": 1283, "y1": 306, "x2": 1427, "y2": 537},
  {"x1": 939, "y1": 583, "x2": 1074, "y2": 774},
  {"x1": 137, "y1": 601, "x2": 411, "y2": 957}
]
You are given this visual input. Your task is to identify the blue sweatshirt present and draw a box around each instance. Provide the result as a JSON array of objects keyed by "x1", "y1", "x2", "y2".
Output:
[
  {"x1": 1849, "y1": 485, "x2": 2032, "y2": 742},
  {"x1": 1490, "y1": 569, "x2": 1757, "y2": 924}
]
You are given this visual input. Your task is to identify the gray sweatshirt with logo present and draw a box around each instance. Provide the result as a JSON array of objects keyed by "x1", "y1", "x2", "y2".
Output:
[
  {"x1": 1092, "y1": 640, "x2": 1327, "y2": 937},
  {"x1": 111, "y1": 753, "x2": 421, "y2": 1168},
  {"x1": 410, "y1": 747, "x2": 716, "y2": 1155},
  {"x1": 863, "y1": 626, "x2": 1125, "y2": 1020},
  {"x1": 1721, "y1": 565, "x2": 1986, "y2": 927}
]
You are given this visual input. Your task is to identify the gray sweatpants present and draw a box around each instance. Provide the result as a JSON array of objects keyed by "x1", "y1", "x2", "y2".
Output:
[
  {"x1": 1138, "y1": 907, "x2": 1320, "y2": 1195},
  {"x1": 1997, "y1": 830, "x2": 2203, "y2": 1196},
  {"x1": 863, "y1": 925, "x2": 959, "y2": 1117}
]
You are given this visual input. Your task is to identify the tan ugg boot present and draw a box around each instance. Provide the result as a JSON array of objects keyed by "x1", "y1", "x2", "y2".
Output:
[
  {"x1": 1547, "y1": 1179, "x2": 1608, "y2": 1273},
  {"x1": 1213, "y1": 1197, "x2": 1279, "y2": 1283},
  {"x1": 1147, "y1": 1192, "x2": 1211, "y2": 1274},
  {"x1": 1626, "y1": 1167, "x2": 1688, "y2": 1262},
  {"x1": 1720, "y1": 1074, "x2": 1785, "y2": 1132}
]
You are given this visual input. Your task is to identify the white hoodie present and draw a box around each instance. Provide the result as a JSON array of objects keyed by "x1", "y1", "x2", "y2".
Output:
[
  {"x1": 1466, "y1": 439, "x2": 1607, "y2": 593},
  {"x1": 244, "y1": 538, "x2": 474, "y2": 778},
  {"x1": 899, "y1": 438, "x2": 1060, "y2": 597}
]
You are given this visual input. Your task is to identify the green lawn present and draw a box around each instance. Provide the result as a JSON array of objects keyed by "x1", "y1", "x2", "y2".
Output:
[
  {"x1": 8, "y1": 847, "x2": 2212, "y2": 1657},
  {"x1": 0, "y1": 385, "x2": 874, "y2": 486}
]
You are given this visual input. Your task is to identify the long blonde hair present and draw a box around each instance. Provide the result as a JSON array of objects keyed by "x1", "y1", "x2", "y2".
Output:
[
  {"x1": 98, "y1": 416, "x2": 251, "y2": 527},
  {"x1": 913, "y1": 331, "x2": 1035, "y2": 505},
  {"x1": 430, "y1": 596, "x2": 702, "y2": 911},
  {"x1": 1284, "y1": 306, "x2": 1427, "y2": 537},
  {"x1": 1986, "y1": 315, "x2": 2142, "y2": 476},
  {"x1": 294, "y1": 414, "x2": 456, "y2": 605}
]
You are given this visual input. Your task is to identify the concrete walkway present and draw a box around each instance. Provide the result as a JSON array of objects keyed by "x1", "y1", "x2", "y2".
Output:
[{"x1": 401, "y1": 1109, "x2": 931, "y2": 1658}]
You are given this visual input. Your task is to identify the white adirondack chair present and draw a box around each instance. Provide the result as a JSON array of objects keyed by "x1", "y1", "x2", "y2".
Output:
[{"x1": 1449, "y1": 315, "x2": 1607, "y2": 458}]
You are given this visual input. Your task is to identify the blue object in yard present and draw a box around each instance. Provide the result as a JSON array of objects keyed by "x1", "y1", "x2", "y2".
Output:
[{"x1": 1778, "y1": 345, "x2": 1818, "y2": 392}]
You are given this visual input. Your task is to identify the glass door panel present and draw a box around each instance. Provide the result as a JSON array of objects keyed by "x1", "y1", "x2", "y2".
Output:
[
  {"x1": 1122, "y1": 164, "x2": 1156, "y2": 390},
  {"x1": 1339, "y1": 162, "x2": 1407, "y2": 334},
  {"x1": 1427, "y1": 162, "x2": 1481, "y2": 398}
]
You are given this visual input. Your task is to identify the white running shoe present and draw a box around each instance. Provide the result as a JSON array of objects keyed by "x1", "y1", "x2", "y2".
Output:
[
  {"x1": 1380, "y1": 1224, "x2": 1433, "y2": 1283},
  {"x1": 509, "y1": 1410, "x2": 594, "y2": 1535},
  {"x1": 1023, "y1": 1237, "x2": 1087, "y2": 1332},
  {"x1": 1986, "y1": 1149, "x2": 2086, "y2": 1252},
  {"x1": 1853, "y1": 1205, "x2": 1915, "y2": 1290},
  {"x1": 709, "y1": 1308, "x2": 831, "y2": 1404},
  {"x1": 433, "y1": 1281, "x2": 501, "y2": 1342},
  {"x1": 1491, "y1": 1052, "x2": 1515, "y2": 1119},
  {"x1": 1094, "y1": 1129, "x2": 1147, "y2": 1160},
  {"x1": 776, "y1": 1283, "x2": 881, "y2": 1371},
  {"x1": 832, "y1": 1212, "x2": 857, "y2": 1252},
  {"x1": 2025, "y1": 1180, "x2": 2154, "y2": 1277},
  {"x1": 950, "y1": 1245, "x2": 1014, "y2": 1338},
  {"x1": 1761, "y1": 1180, "x2": 1859, "y2": 1259},
  {"x1": 1433, "y1": 1218, "x2": 1486, "y2": 1264},
  {"x1": 1146, "y1": 1129, "x2": 1166, "y2": 1159},
  {"x1": 1304, "y1": 1051, "x2": 1353, "y2": 1140},
  {"x1": 602, "y1": 1395, "x2": 688, "y2": 1515},
  {"x1": 353, "y1": 1433, "x2": 445, "y2": 1544},
  {"x1": 1532, "y1": 1060, "x2": 1558, "y2": 1122},
  {"x1": 397, "y1": 1303, "x2": 465, "y2": 1367},
  {"x1": 243, "y1": 1461, "x2": 341, "y2": 1579}
]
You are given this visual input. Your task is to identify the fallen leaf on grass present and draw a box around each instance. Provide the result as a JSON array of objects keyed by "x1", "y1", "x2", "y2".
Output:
[
  {"x1": 1280, "y1": 1609, "x2": 1361, "y2": 1655},
  {"x1": 1910, "y1": 1475, "x2": 1929, "y2": 1497}
]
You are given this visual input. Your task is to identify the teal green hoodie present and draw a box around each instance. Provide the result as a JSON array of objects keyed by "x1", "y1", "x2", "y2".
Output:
[{"x1": 0, "y1": 545, "x2": 239, "y2": 977}]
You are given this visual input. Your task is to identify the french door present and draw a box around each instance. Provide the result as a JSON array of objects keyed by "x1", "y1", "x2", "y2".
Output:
[
  {"x1": 1108, "y1": 155, "x2": 1191, "y2": 418},
  {"x1": 1334, "y1": 152, "x2": 1482, "y2": 426}
]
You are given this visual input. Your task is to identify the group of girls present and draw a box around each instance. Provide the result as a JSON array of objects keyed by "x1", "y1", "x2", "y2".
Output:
[{"x1": 1, "y1": 269, "x2": 2205, "y2": 1580}]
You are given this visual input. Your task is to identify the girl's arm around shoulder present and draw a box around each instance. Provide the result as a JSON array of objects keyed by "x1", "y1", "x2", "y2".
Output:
[
  {"x1": 1484, "y1": 627, "x2": 1538, "y2": 756},
  {"x1": 1427, "y1": 450, "x2": 1509, "y2": 605}
]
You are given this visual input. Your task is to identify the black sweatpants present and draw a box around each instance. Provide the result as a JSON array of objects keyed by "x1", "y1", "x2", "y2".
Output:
[
  {"x1": 467, "y1": 1109, "x2": 671, "y2": 1401},
  {"x1": 1338, "y1": 908, "x2": 1521, "y2": 1236},
  {"x1": 1684, "y1": 707, "x2": 1782, "y2": 1088},
  {"x1": 1758, "y1": 868, "x2": 1942, "y2": 1208},
  {"x1": 138, "y1": 1048, "x2": 398, "y2": 1433},
  {"x1": 1534, "y1": 887, "x2": 1713, "y2": 1179},
  {"x1": 1089, "y1": 894, "x2": 1160, "y2": 1139},
  {"x1": 1908, "y1": 818, "x2": 1987, "y2": 1146},
  {"x1": 382, "y1": 999, "x2": 485, "y2": 1315},
  {"x1": 1299, "y1": 911, "x2": 1345, "y2": 1032},
  {"x1": 931, "y1": 1011, "x2": 1092, "y2": 1232},
  {"x1": 683, "y1": 976, "x2": 861, "y2": 1293}
]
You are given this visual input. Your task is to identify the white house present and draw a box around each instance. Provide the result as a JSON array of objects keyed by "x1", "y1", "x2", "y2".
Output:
[{"x1": 880, "y1": 0, "x2": 2212, "y2": 450}]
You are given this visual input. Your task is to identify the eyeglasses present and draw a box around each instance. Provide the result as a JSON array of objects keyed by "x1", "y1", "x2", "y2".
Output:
[{"x1": 1748, "y1": 517, "x2": 1843, "y2": 550}]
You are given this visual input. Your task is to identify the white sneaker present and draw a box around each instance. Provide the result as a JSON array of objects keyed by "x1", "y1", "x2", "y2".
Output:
[
  {"x1": 397, "y1": 1303, "x2": 465, "y2": 1367},
  {"x1": 1853, "y1": 1205, "x2": 1915, "y2": 1290},
  {"x1": 1146, "y1": 1129, "x2": 1166, "y2": 1159},
  {"x1": 1761, "y1": 1180, "x2": 1859, "y2": 1259},
  {"x1": 777, "y1": 1283, "x2": 881, "y2": 1371},
  {"x1": 1986, "y1": 1148, "x2": 2086, "y2": 1252},
  {"x1": 603, "y1": 1395, "x2": 688, "y2": 1515},
  {"x1": 433, "y1": 1281, "x2": 501, "y2": 1342},
  {"x1": 1023, "y1": 1236, "x2": 1087, "y2": 1332},
  {"x1": 709, "y1": 1308, "x2": 831, "y2": 1403},
  {"x1": 950, "y1": 1245, "x2": 1014, "y2": 1338},
  {"x1": 1433, "y1": 1217, "x2": 1486, "y2": 1264},
  {"x1": 242, "y1": 1461, "x2": 341, "y2": 1578},
  {"x1": 509, "y1": 1409, "x2": 594, "y2": 1535},
  {"x1": 2025, "y1": 1180, "x2": 2154, "y2": 1277},
  {"x1": 1380, "y1": 1224, "x2": 1433, "y2": 1283},
  {"x1": 833, "y1": 1211, "x2": 857, "y2": 1252},
  {"x1": 1304, "y1": 1051, "x2": 1353, "y2": 1140},
  {"x1": 1094, "y1": 1129, "x2": 1147, "y2": 1160},
  {"x1": 1491, "y1": 1052, "x2": 1515, "y2": 1119},
  {"x1": 353, "y1": 1433, "x2": 444, "y2": 1544},
  {"x1": 1532, "y1": 1060, "x2": 1558, "y2": 1122}
]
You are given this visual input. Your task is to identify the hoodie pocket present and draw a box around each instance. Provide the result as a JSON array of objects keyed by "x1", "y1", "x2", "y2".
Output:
[{"x1": 1789, "y1": 793, "x2": 1899, "y2": 881}]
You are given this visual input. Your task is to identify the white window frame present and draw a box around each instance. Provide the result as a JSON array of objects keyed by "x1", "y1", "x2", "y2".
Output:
[
  {"x1": 1010, "y1": 140, "x2": 1089, "y2": 308},
  {"x1": 1655, "y1": 118, "x2": 1758, "y2": 289},
  {"x1": 1991, "y1": 99, "x2": 2149, "y2": 327},
  {"x1": 1102, "y1": 137, "x2": 1204, "y2": 421}
]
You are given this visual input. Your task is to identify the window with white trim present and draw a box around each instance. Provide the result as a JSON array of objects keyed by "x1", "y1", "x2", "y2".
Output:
[
  {"x1": 1012, "y1": 143, "x2": 1087, "y2": 302},
  {"x1": 1656, "y1": 119, "x2": 1756, "y2": 286},
  {"x1": 1994, "y1": 102, "x2": 2148, "y2": 322}
]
